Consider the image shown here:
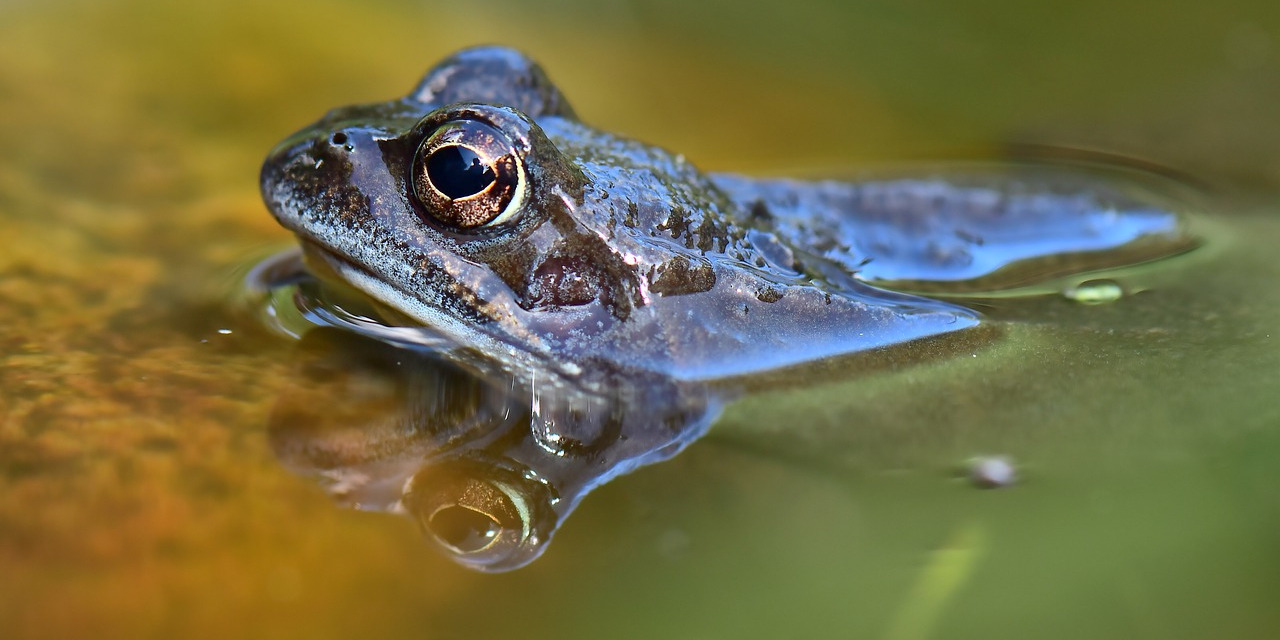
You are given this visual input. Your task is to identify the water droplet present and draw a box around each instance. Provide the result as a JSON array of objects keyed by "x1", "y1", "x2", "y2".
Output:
[
  {"x1": 1063, "y1": 279, "x2": 1125, "y2": 305},
  {"x1": 967, "y1": 456, "x2": 1016, "y2": 488}
]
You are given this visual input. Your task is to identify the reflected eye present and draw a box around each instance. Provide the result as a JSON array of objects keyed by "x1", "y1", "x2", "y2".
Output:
[
  {"x1": 403, "y1": 460, "x2": 551, "y2": 571},
  {"x1": 411, "y1": 120, "x2": 526, "y2": 230},
  {"x1": 429, "y1": 504, "x2": 504, "y2": 553},
  {"x1": 413, "y1": 475, "x2": 525, "y2": 557}
]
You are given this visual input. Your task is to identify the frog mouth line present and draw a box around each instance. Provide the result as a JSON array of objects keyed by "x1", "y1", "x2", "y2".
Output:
[
  {"x1": 298, "y1": 241, "x2": 364, "y2": 285},
  {"x1": 295, "y1": 240, "x2": 561, "y2": 376},
  {"x1": 297, "y1": 240, "x2": 457, "y2": 332}
]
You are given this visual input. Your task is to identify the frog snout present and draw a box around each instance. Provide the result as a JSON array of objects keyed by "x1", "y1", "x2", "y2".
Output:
[{"x1": 259, "y1": 126, "x2": 365, "y2": 230}]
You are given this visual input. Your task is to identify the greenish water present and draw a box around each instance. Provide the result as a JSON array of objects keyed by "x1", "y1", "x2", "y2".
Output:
[{"x1": 1, "y1": 1, "x2": 1279, "y2": 638}]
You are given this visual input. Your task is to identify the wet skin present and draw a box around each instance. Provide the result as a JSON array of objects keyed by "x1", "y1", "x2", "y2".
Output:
[
  {"x1": 261, "y1": 47, "x2": 1190, "y2": 383},
  {"x1": 259, "y1": 47, "x2": 1193, "y2": 570}
]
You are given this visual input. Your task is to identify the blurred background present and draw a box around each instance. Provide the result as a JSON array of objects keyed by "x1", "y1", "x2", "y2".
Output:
[{"x1": 2, "y1": 1, "x2": 1279, "y2": 639}]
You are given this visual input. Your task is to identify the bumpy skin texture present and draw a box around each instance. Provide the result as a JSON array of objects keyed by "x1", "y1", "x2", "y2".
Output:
[
  {"x1": 260, "y1": 47, "x2": 1190, "y2": 571},
  {"x1": 261, "y1": 47, "x2": 1188, "y2": 382},
  {"x1": 264, "y1": 49, "x2": 972, "y2": 383},
  {"x1": 261, "y1": 48, "x2": 1191, "y2": 382}
]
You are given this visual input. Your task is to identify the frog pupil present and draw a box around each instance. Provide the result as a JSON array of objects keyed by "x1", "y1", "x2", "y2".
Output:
[{"x1": 427, "y1": 145, "x2": 496, "y2": 199}]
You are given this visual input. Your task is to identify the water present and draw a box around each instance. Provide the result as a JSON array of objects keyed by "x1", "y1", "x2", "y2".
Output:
[{"x1": 2, "y1": 0, "x2": 1279, "y2": 638}]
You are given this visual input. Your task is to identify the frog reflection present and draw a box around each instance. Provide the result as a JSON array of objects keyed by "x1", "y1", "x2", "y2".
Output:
[
  {"x1": 257, "y1": 47, "x2": 1196, "y2": 571},
  {"x1": 269, "y1": 327, "x2": 719, "y2": 572}
]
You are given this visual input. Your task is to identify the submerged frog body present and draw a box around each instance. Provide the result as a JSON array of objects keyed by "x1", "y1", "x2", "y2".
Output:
[{"x1": 258, "y1": 47, "x2": 1193, "y2": 570}]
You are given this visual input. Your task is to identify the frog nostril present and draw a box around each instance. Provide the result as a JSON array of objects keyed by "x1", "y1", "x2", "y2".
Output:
[{"x1": 330, "y1": 132, "x2": 348, "y2": 146}]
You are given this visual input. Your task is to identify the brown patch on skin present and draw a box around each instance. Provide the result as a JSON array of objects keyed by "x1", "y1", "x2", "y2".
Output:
[
  {"x1": 693, "y1": 213, "x2": 734, "y2": 254},
  {"x1": 754, "y1": 284, "x2": 784, "y2": 303},
  {"x1": 487, "y1": 241, "x2": 539, "y2": 298},
  {"x1": 649, "y1": 255, "x2": 717, "y2": 296},
  {"x1": 523, "y1": 233, "x2": 645, "y2": 320},
  {"x1": 749, "y1": 199, "x2": 772, "y2": 222},
  {"x1": 528, "y1": 254, "x2": 601, "y2": 308},
  {"x1": 657, "y1": 206, "x2": 693, "y2": 244}
]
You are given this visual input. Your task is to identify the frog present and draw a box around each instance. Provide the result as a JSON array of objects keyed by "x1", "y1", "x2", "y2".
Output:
[
  {"x1": 258, "y1": 46, "x2": 1194, "y2": 571},
  {"x1": 261, "y1": 46, "x2": 1192, "y2": 385}
]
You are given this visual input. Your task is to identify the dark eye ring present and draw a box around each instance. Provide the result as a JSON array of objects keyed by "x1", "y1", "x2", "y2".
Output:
[{"x1": 410, "y1": 120, "x2": 526, "y2": 230}]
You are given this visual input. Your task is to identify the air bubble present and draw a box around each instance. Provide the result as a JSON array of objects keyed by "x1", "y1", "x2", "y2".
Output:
[
  {"x1": 1063, "y1": 279, "x2": 1125, "y2": 305},
  {"x1": 966, "y1": 456, "x2": 1016, "y2": 488}
]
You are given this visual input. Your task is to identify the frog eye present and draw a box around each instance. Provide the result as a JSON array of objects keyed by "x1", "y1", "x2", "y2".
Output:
[{"x1": 410, "y1": 120, "x2": 527, "y2": 230}]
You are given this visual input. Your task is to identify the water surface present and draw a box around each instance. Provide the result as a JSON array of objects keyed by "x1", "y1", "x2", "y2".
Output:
[{"x1": 2, "y1": 1, "x2": 1279, "y2": 638}]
